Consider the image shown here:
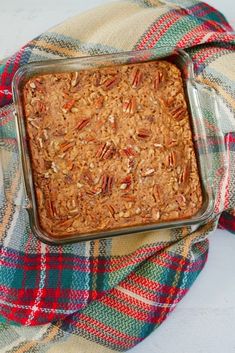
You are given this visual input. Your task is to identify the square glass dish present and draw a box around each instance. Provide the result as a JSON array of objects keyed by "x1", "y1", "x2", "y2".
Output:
[{"x1": 12, "y1": 48, "x2": 224, "y2": 244}]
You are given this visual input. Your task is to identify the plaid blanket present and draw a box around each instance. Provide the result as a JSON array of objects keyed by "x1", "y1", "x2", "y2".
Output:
[{"x1": 0, "y1": 0, "x2": 235, "y2": 352}]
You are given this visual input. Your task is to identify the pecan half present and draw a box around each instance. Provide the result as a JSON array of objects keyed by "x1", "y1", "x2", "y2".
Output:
[
  {"x1": 178, "y1": 162, "x2": 191, "y2": 184},
  {"x1": 36, "y1": 188, "x2": 44, "y2": 208},
  {"x1": 169, "y1": 105, "x2": 186, "y2": 121},
  {"x1": 123, "y1": 97, "x2": 137, "y2": 114},
  {"x1": 167, "y1": 151, "x2": 177, "y2": 167},
  {"x1": 136, "y1": 128, "x2": 151, "y2": 139},
  {"x1": 59, "y1": 141, "x2": 75, "y2": 153},
  {"x1": 131, "y1": 68, "x2": 143, "y2": 88},
  {"x1": 106, "y1": 204, "x2": 115, "y2": 218},
  {"x1": 96, "y1": 141, "x2": 116, "y2": 160},
  {"x1": 101, "y1": 175, "x2": 114, "y2": 195},
  {"x1": 122, "y1": 146, "x2": 137, "y2": 157},
  {"x1": 153, "y1": 184, "x2": 162, "y2": 203},
  {"x1": 45, "y1": 199, "x2": 55, "y2": 218},
  {"x1": 74, "y1": 118, "x2": 90, "y2": 131},
  {"x1": 154, "y1": 71, "x2": 164, "y2": 89},
  {"x1": 102, "y1": 75, "x2": 120, "y2": 91}
]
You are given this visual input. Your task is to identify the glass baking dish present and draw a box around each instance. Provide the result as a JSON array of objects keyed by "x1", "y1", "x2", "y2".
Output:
[{"x1": 12, "y1": 47, "x2": 225, "y2": 245}]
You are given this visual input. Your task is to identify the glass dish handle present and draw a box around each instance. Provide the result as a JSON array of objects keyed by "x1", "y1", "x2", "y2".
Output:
[{"x1": 193, "y1": 81, "x2": 229, "y2": 214}]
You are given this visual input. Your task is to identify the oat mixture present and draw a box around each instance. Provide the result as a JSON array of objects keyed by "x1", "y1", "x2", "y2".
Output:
[{"x1": 23, "y1": 60, "x2": 202, "y2": 237}]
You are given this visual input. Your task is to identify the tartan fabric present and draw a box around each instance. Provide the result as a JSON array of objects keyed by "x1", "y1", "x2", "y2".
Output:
[{"x1": 0, "y1": 0, "x2": 235, "y2": 351}]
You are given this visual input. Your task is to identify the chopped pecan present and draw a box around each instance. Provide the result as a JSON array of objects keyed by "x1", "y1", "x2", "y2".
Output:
[
  {"x1": 71, "y1": 72, "x2": 79, "y2": 87},
  {"x1": 63, "y1": 99, "x2": 75, "y2": 113},
  {"x1": 86, "y1": 187, "x2": 102, "y2": 196},
  {"x1": 128, "y1": 159, "x2": 136, "y2": 170},
  {"x1": 176, "y1": 194, "x2": 186, "y2": 206},
  {"x1": 93, "y1": 72, "x2": 101, "y2": 86},
  {"x1": 165, "y1": 137, "x2": 178, "y2": 148},
  {"x1": 120, "y1": 175, "x2": 132, "y2": 190},
  {"x1": 142, "y1": 168, "x2": 155, "y2": 177},
  {"x1": 123, "y1": 97, "x2": 137, "y2": 114},
  {"x1": 152, "y1": 208, "x2": 160, "y2": 220},
  {"x1": 94, "y1": 96, "x2": 104, "y2": 109},
  {"x1": 82, "y1": 169, "x2": 93, "y2": 186},
  {"x1": 64, "y1": 174, "x2": 74, "y2": 184},
  {"x1": 108, "y1": 115, "x2": 117, "y2": 130},
  {"x1": 55, "y1": 218, "x2": 74, "y2": 230},
  {"x1": 121, "y1": 194, "x2": 136, "y2": 202}
]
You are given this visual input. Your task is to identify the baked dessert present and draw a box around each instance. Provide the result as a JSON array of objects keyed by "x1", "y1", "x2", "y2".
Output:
[{"x1": 23, "y1": 60, "x2": 203, "y2": 237}]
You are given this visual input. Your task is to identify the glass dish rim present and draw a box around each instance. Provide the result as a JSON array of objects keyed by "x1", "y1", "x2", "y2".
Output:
[{"x1": 12, "y1": 47, "x2": 215, "y2": 245}]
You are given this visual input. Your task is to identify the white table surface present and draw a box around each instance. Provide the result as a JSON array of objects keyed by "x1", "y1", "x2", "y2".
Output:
[{"x1": 1, "y1": 1, "x2": 235, "y2": 352}]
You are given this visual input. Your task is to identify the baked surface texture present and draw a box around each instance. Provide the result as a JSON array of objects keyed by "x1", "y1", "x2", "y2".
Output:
[{"x1": 23, "y1": 60, "x2": 203, "y2": 237}]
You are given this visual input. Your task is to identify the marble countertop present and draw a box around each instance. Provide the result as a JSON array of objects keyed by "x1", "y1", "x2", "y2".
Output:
[{"x1": 1, "y1": 1, "x2": 235, "y2": 352}]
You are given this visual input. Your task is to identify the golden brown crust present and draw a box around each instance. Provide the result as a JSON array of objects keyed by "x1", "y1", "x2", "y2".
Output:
[{"x1": 23, "y1": 60, "x2": 203, "y2": 238}]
